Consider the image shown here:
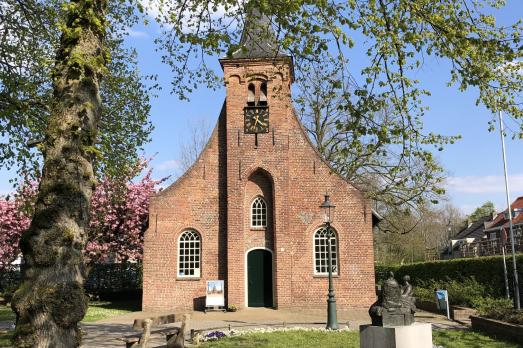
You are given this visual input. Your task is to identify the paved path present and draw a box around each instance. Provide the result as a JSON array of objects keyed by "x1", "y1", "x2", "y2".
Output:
[{"x1": 79, "y1": 308, "x2": 467, "y2": 347}]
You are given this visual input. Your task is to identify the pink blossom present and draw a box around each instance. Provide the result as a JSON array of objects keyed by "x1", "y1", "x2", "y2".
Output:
[{"x1": 0, "y1": 162, "x2": 166, "y2": 266}]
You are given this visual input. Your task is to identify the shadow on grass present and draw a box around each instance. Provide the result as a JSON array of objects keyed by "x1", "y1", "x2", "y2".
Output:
[
  {"x1": 88, "y1": 300, "x2": 141, "y2": 312},
  {"x1": 83, "y1": 300, "x2": 141, "y2": 322}
]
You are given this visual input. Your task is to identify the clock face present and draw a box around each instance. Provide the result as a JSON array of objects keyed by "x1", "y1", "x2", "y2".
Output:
[{"x1": 244, "y1": 106, "x2": 269, "y2": 134}]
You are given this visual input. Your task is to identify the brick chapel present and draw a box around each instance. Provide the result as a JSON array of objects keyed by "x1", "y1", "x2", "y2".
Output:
[{"x1": 142, "y1": 8, "x2": 376, "y2": 311}]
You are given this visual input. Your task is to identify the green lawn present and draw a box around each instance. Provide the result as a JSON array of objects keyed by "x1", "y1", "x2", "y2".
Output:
[
  {"x1": 0, "y1": 300, "x2": 139, "y2": 324},
  {"x1": 0, "y1": 305, "x2": 15, "y2": 322},
  {"x1": 82, "y1": 300, "x2": 140, "y2": 322},
  {"x1": 0, "y1": 301, "x2": 139, "y2": 347},
  {"x1": 0, "y1": 329, "x2": 13, "y2": 347},
  {"x1": 200, "y1": 329, "x2": 523, "y2": 348},
  {"x1": 433, "y1": 329, "x2": 522, "y2": 348}
]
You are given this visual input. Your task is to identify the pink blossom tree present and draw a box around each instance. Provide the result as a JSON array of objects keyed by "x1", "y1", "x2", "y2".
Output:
[
  {"x1": 0, "y1": 182, "x2": 37, "y2": 269},
  {"x1": 0, "y1": 162, "x2": 165, "y2": 267},
  {"x1": 86, "y1": 167, "x2": 165, "y2": 263}
]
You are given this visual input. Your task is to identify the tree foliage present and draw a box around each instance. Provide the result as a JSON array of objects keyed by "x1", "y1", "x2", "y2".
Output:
[
  {"x1": 374, "y1": 202, "x2": 464, "y2": 264},
  {"x1": 0, "y1": 0, "x2": 153, "y2": 180},
  {"x1": 178, "y1": 119, "x2": 212, "y2": 172},
  {"x1": 145, "y1": 0, "x2": 522, "y2": 208},
  {"x1": 297, "y1": 57, "x2": 451, "y2": 207},
  {"x1": 469, "y1": 201, "x2": 496, "y2": 222},
  {"x1": 0, "y1": 162, "x2": 164, "y2": 268},
  {"x1": 149, "y1": 0, "x2": 523, "y2": 132},
  {"x1": 86, "y1": 161, "x2": 166, "y2": 263}
]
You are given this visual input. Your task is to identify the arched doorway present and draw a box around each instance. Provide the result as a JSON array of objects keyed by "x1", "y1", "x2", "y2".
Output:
[{"x1": 247, "y1": 249, "x2": 273, "y2": 307}]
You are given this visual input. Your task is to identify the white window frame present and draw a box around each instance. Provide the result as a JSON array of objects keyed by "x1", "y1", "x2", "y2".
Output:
[
  {"x1": 177, "y1": 229, "x2": 201, "y2": 278},
  {"x1": 251, "y1": 196, "x2": 267, "y2": 228},
  {"x1": 313, "y1": 226, "x2": 338, "y2": 276}
]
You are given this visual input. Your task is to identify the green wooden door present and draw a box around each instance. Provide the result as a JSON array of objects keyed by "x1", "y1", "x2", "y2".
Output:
[{"x1": 247, "y1": 249, "x2": 273, "y2": 307}]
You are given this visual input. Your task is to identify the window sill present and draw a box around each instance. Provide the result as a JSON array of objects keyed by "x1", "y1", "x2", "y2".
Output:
[
  {"x1": 176, "y1": 277, "x2": 201, "y2": 281},
  {"x1": 250, "y1": 227, "x2": 267, "y2": 231}
]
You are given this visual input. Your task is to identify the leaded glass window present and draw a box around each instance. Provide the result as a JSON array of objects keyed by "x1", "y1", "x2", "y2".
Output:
[
  {"x1": 251, "y1": 196, "x2": 267, "y2": 228},
  {"x1": 178, "y1": 230, "x2": 201, "y2": 278},
  {"x1": 314, "y1": 226, "x2": 338, "y2": 275}
]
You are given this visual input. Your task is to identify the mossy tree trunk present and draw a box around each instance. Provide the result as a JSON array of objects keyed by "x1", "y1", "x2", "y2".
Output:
[{"x1": 11, "y1": 1, "x2": 107, "y2": 346}]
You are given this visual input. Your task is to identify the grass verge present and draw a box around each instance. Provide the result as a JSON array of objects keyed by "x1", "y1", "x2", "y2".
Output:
[
  {"x1": 200, "y1": 329, "x2": 523, "y2": 348},
  {"x1": 0, "y1": 329, "x2": 13, "y2": 347},
  {"x1": 0, "y1": 300, "x2": 140, "y2": 324},
  {"x1": 82, "y1": 300, "x2": 140, "y2": 322},
  {"x1": 0, "y1": 306, "x2": 15, "y2": 322}
]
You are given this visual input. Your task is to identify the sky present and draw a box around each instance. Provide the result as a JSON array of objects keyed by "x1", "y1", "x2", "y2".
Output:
[{"x1": 1, "y1": 1, "x2": 522, "y2": 216}]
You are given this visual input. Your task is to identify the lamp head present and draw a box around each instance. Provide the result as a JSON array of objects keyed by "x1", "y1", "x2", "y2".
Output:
[{"x1": 320, "y1": 194, "x2": 336, "y2": 224}]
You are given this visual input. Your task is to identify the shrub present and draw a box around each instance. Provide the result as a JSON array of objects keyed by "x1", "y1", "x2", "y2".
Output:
[
  {"x1": 376, "y1": 254, "x2": 523, "y2": 300},
  {"x1": 413, "y1": 277, "x2": 489, "y2": 307},
  {"x1": 227, "y1": 304, "x2": 238, "y2": 312},
  {"x1": 481, "y1": 307, "x2": 523, "y2": 325},
  {"x1": 1, "y1": 262, "x2": 142, "y2": 299},
  {"x1": 471, "y1": 296, "x2": 512, "y2": 315},
  {"x1": 413, "y1": 286, "x2": 434, "y2": 302}
]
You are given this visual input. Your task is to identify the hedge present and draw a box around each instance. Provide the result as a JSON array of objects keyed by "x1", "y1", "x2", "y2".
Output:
[
  {"x1": 376, "y1": 254, "x2": 523, "y2": 299},
  {"x1": 84, "y1": 262, "x2": 142, "y2": 295},
  {"x1": 1, "y1": 262, "x2": 142, "y2": 297}
]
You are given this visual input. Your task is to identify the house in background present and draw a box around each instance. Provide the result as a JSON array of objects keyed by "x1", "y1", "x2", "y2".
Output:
[
  {"x1": 484, "y1": 196, "x2": 523, "y2": 248},
  {"x1": 443, "y1": 196, "x2": 523, "y2": 259},
  {"x1": 442, "y1": 215, "x2": 494, "y2": 259}
]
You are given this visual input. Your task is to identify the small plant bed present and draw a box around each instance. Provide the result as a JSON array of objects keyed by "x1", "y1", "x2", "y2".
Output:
[
  {"x1": 481, "y1": 307, "x2": 523, "y2": 325},
  {"x1": 197, "y1": 327, "x2": 521, "y2": 348},
  {"x1": 471, "y1": 316, "x2": 523, "y2": 345},
  {"x1": 82, "y1": 300, "x2": 141, "y2": 322}
]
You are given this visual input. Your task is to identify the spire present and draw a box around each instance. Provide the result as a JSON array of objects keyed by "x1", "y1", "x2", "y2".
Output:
[{"x1": 230, "y1": 5, "x2": 287, "y2": 59}]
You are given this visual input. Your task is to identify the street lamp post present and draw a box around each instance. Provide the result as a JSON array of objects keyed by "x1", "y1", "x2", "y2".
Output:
[
  {"x1": 320, "y1": 194, "x2": 339, "y2": 330},
  {"x1": 498, "y1": 108, "x2": 521, "y2": 310}
]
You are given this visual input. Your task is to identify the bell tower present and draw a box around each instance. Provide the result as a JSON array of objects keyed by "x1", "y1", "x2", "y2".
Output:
[
  {"x1": 219, "y1": 6, "x2": 294, "y2": 307},
  {"x1": 219, "y1": 6, "x2": 294, "y2": 145}
]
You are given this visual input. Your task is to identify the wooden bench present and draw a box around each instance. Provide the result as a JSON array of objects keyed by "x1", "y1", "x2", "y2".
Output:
[
  {"x1": 118, "y1": 314, "x2": 177, "y2": 347},
  {"x1": 132, "y1": 314, "x2": 175, "y2": 330},
  {"x1": 119, "y1": 327, "x2": 179, "y2": 348}
]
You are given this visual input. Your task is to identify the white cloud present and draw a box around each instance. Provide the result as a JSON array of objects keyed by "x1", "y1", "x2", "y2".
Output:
[
  {"x1": 446, "y1": 173, "x2": 523, "y2": 194},
  {"x1": 156, "y1": 160, "x2": 181, "y2": 172},
  {"x1": 125, "y1": 29, "x2": 149, "y2": 38}
]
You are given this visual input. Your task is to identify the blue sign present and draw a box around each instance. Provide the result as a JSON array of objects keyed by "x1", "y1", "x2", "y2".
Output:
[{"x1": 435, "y1": 289, "x2": 450, "y2": 319}]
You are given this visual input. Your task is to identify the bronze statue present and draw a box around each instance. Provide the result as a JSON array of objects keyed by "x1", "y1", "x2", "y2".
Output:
[{"x1": 369, "y1": 272, "x2": 416, "y2": 326}]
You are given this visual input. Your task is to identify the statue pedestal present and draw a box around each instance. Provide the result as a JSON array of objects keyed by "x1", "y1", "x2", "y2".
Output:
[{"x1": 359, "y1": 323, "x2": 432, "y2": 348}]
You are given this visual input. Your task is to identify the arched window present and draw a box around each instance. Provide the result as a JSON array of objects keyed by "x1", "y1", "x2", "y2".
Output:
[
  {"x1": 247, "y1": 83, "x2": 256, "y2": 106},
  {"x1": 259, "y1": 82, "x2": 267, "y2": 106},
  {"x1": 251, "y1": 196, "x2": 267, "y2": 228},
  {"x1": 178, "y1": 230, "x2": 201, "y2": 278},
  {"x1": 313, "y1": 226, "x2": 338, "y2": 275}
]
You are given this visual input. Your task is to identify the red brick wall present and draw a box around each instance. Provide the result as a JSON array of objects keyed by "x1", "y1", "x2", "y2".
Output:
[{"x1": 142, "y1": 57, "x2": 375, "y2": 312}]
